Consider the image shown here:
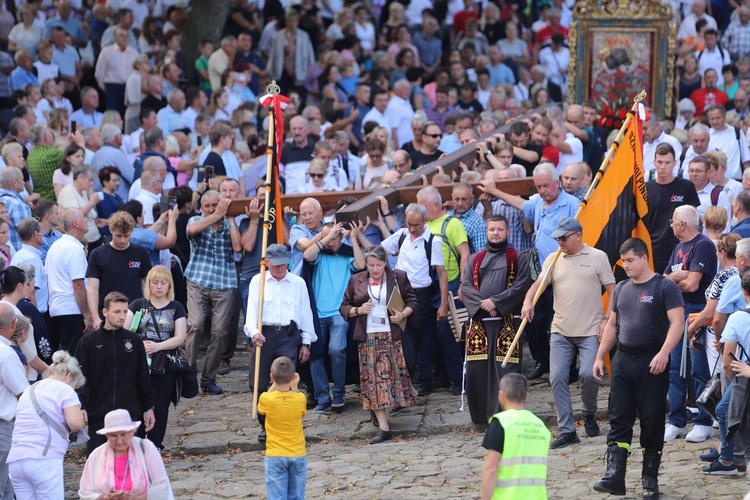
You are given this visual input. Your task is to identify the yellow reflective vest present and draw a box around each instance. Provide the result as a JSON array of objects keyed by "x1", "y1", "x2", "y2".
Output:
[{"x1": 490, "y1": 408, "x2": 551, "y2": 500}]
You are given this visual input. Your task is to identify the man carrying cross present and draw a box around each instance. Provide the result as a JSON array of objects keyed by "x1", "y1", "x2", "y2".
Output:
[{"x1": 460, "y1": 215, "x2": 532, "y2": 424}]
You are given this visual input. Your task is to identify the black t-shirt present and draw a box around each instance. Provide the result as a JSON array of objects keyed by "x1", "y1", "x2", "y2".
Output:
[
  {"x1": 666, "y1": 233, "x2": 718, "y2": 304},
  {"x1": 141, "y1": 95, "x2": 167, "y2": 113},
  {"x1": 239, "y1": 217, "x2": 267, "y2": 280},
  {"x1": 513, "y1": 142, "x2": 543, "y2": 177},
  {"x1": 86, "y1": 243, "x2": 152, "y2": 310},
  {"x1": 201, "y1": 151, "x2": 227, "y2": 179},
  {"x1": 410, "y1": 149, "x2": 443, "y2": 169},
  {"x1": 481, "y1": 418, "x2": 505, "y2": 453},
  {"x1": 613, "y1": 275, "x2": 684, "y2": 349},
  {"x1": 128, "y1": 298, "x2": 187, "y2": 343},
  {"x1": 457, "y1": 99, "x2": 484, "y2": 113},
  {"x1": 174, "y1": 212, "x2": 193, "y2": 266},
  {"x1": 644, "y1": 177, "x2": 700, "y2": 270}
]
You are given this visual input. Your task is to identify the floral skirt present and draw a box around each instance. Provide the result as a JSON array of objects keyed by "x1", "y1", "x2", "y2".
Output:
[{"x1": 358, "y1": 331, "x2": 417, "y2": 411}]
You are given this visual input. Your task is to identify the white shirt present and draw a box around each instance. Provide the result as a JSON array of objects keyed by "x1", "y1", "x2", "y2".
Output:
[
  {"x1": 696, "y1": 181, "x2": 733, "y2": 232},
  {"x1": 710, "y1": 125, "x2": 750, "y2": 180},
  {"x1": 128, "y1": 127, "x2": 144, "y2": 155},
  {"x1": 538, "y1": 46, "x2": 569, "y2": 89},
  {"x1": 135, "y1": 189, "x2": 160, "y2": 225},
  {"x1": 45, "y1": 234, "x2": 87, "y2": 317},
  {"x1": 33, "y1": 61, "x2": 59, "y2": 85},
  {"x1": 11, "y1": 244, "x2": 47, "y2": 313},
  {"x1": 355, "y1": 21, "x2": 376, "y2": 52},
  {"x1": 385, "y1": 95, "x2": 415, "y2": 148},
  {"x1": 179, "y1": 106, "x2": 199, "y2": 132},
  {"x1": 361, "y1": 107, "x2": 390, "y2": 134},
  {"x1": 643, "y1": 131, "x2": 684, "y2": 175},
  {"x1": 0, "y1": 337, "x2": 27, "y2": 421},
  {"x1": 381, "y1": 226, "x2": 444, "y2": 288},
  {"x1": 243, "y1": 270, "x2": 317, "y2": 344},
  {"x1": 331, "y1": 153, "x2": 361, "y2": 189},
  {"x1": 404, "y1": 0, "x2": 432, "y2": 25},
  {"x1": 678, "y1": 145, "x2": 701, "y2": 178},
  {"x1": 556, "y1": 132, "x2": 583, "y2": 173},
  {"x1": 127, "y1": 174, "x2": 175, "y2": 201},
  {"x1": 696, "y1": 45, "x2": 732, "y2": 86},
  {"x1": 678, "y1": 13, "x2": 718, "y2": 41}
]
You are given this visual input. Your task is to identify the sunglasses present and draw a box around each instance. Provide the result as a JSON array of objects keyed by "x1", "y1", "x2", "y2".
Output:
[
  {"x1": 309, "y1": 172, "x2": 325, "y2": 179},
  {"x1": 424, "y1": 133, "x2": 442, "y2": 138},
  {"x1": 556, "y1": 232, "x2": 578, "y2": 242}
]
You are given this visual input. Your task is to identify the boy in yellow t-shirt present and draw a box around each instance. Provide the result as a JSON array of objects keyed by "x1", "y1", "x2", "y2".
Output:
[{"x1": 258, "y1": 356, "x2": 308, "y2": 499}]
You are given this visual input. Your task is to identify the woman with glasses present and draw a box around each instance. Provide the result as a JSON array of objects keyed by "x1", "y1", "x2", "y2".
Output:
[
  {"x1": 362, "y1": 138, "x2": 390, "y2": 189},
  {"x1": 302, "y1": 158, "x2": 339, "y2": 193},
  {"x1": 340, "y1": 245, "x2": 417, "y2": 444}
]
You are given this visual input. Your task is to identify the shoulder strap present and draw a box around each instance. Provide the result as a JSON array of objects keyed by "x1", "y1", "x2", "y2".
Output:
[
  {"x1": 439, "y1": 216, "x2": 460, "y2": 263},
  {"x1": 29, "y1": 383, "x2": 69, "y2": 457},
  {"x1": 735, "y1": 126, "x2": 742, "y2": 143},
  {"x1": 697, "y1": 49, "x2": 703, "y2": 59},
  {"x1": 711, "y1": 184, "x2": 723, "y2": 206},
  {"x1": 425, "y1": 234, "x2": 434, "y2": 266},
  {"x1": 396, "y1": 231, "x2": 407, "y2": 256},
  {"x1": 138, "y1": 437, "x2": 151, "y2": 485}
]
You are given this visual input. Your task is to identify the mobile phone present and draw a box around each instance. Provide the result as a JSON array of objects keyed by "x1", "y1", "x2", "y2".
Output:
[
  {"x1": 196, "y1": 136, "x2": 202, "y2": 147},
  {"x1": 71, "y1": 121, "x2": 77, "y2": 134},
  {"x1": 205, "y1": 166, "x2": 214, "y2": 183},
  {"x1": 729, "y1": 352, "x2": 739, "y2": 362},
  {"x1": 160, "y1": 195, "x2": 177, "y2": 214}
]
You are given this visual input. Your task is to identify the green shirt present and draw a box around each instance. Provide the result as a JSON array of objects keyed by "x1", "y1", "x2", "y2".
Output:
[
  {"x1": 195, "y1": 56, "x2": 211, "y2": 92},
  {"x1": 27, "y1": 145, "x2": 63, "y2": 201},
  {"x1": 426, "y1": 214, "x2": 467, "y2": 282}
]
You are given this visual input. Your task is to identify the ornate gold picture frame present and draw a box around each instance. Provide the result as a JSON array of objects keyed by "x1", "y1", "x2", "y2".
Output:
[{"x1": 567, "y1": 0, "x2": 676, "y2": 117}]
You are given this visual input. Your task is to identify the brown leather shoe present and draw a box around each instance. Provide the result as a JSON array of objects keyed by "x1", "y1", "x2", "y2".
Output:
[
  {"x1": 218, "y1": 361, "x2": 231, "y2": 375},
  {"x1": 369, "y1": 429, "x2": 393, "y2": 445}
]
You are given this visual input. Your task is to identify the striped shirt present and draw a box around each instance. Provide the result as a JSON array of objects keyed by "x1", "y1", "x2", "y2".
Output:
[{"x1": 184, "y1": 216, "x2": 237, "y2": 290}]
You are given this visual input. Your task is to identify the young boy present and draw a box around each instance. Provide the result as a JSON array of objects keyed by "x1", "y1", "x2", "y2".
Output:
[
  {"x1": 195, "y1": 40, "x2": 213, "y2": 94},
  {"x1": 258, "y1": 356, "x2": 308, "y2": 499}
]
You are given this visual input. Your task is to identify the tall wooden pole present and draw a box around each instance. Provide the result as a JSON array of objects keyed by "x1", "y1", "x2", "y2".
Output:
[
  {"x1": 501, "y1": 90, "x2": 648, "y2": 367},
  {"x1": 251, "y1": 87, "x2": 279, "y2": 419}
]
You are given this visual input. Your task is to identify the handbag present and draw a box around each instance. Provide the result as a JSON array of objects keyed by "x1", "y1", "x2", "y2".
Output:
[
  {"x1": 28, "y1": 383, "x2": 89, "y2": 455},
  {"x1": 727, "y1": 342, "x2": 750, "y2": 441},
  {"x1": 167, "y1": 348, "x2": 198, "y2": 399},
  {"x1": 696, "y1": 355, "x2": 722, "y2": 419},
  {"x1": 522, "y1": 247, "x2": 541, "y2": 281}
]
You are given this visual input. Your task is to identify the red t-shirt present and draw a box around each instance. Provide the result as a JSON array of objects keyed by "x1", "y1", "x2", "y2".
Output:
[
  {"x1": 453, "y1": 11, "x2": 478, "y2": 33},
  {"x1": 534, "y1": 25, "x2": 569, "y2": 46},
  {"x1": 542, "y1": 144, "x2": 560, "y2": 167},
  {"x1": 690, "y1": 87, "x2": 729, "y2": 116}
]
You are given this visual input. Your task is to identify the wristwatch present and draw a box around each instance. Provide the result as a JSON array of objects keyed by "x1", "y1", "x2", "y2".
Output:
[{"x1": 302, "y1": 343, "x2": 311, "y2": 349}]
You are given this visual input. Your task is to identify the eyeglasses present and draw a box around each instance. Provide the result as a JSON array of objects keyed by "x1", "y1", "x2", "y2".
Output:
[
  {"x1": 393, "y1": 161, "x2": 409, "y2": 170},
  {"x1": 424, "y1": 133, "x2": 442, "y2": 138},
  {"x1": 309, "y1": 172, "x2": 325, "y2": 178},
  {"x1": 555, "y1": 231, "x2": 578, "y2": 242}
]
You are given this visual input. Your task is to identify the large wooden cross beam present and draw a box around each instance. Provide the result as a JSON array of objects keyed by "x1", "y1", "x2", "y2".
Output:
[{"x1": 225, "y1": 105, "x2": 558, "y2": 218}]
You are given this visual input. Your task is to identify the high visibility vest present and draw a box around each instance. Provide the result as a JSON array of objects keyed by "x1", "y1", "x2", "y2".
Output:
[{"x1": 490, "y1": 408, "x2": 551, "y2": 500}]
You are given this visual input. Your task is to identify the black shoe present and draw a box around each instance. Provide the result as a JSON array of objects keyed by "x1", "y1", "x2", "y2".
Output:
[
  {"x1": 642, "y1": 449, "x2": 661, "y2": 499},
  {"x1": 433, "y1": 377, "x2": 451, "y2": 389},
  {"x1": 417, "y1": 384, "x2": 433, "y2": 395},
  {"x1": 369, "y1": 429, "x2": 393, "y2": 444},
  {"x1": 550, "y1": 431, "x2": 580, "y2": 449},
  {"x1": 584, "y1": 415, "x2": 601, "y2": 438},
  {"x1": 451, "y1": 382, "x2": 463, "y2": 396},
  {"x1": 258, "y1": 429, "x2": 266, "y2": 443},
  {"x1": 201, "y1": 381, "x2": 223, "y2": 395},
  {"x1": 593, "y1": 443, "x2": 628, "y2": 496},
  {"x1": 218, "y1": 360, "x2": 231, "y2": 375},
  {"x1": 526, "y1": 362, "x2": 549, "y2": 380}
]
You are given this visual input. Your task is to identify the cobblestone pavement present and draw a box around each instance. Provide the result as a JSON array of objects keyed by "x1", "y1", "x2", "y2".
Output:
[{"x1": 63, "y1": 347, "x2": 750, "y2": 498}]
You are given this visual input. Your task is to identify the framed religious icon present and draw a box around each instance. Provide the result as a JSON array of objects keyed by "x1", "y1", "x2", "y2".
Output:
[{"x1": 567, "y1": 0, "x2": 676, "y2": 117}]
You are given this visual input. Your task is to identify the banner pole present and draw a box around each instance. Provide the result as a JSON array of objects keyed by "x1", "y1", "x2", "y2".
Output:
[
  {"x1": 251, "y1": 86, "x2": 280, "y2": 419},
  {"x1": 501, "y1": 90, "x2": 647, "y2": 368}
]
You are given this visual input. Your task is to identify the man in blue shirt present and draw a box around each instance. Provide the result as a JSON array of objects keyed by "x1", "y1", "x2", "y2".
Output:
[
  {"x1": 8, "y1": 50, "x2": 38, "y2": 94},
  {"x1": 478, "y1": 162, "x2": 580, "y2": 379},
  {"x1": 303, "y1": 221, "x2": 365, "y2": 413},
  {"x1": 731, "y1": 191, "x2": 750, "y2": 237},
  {"x1": 156, "y1": 88, "x2": 185, "y2": 135},
  {"x1": 43, "y1": 0, "x2": 86, "y2": 47},
  {"x1": 69, "y1": 87, "x2": 103, "y2": 128}
]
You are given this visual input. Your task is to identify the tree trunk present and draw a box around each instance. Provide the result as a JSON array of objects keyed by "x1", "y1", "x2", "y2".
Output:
[{"x1": 181, "y1": 0, "x2": 232, "y2": 83}]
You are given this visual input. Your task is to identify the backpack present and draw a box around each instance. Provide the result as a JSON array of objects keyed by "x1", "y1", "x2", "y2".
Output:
[
  {"x1": 697, "y1": 43, "x2": 728, "y2": 64},
  {"x1": 397, "y1": 230, "x2": 441, "y2": 296},
  {"x1": 710, "y1": 184, "x2": 723, "y2": 206}
]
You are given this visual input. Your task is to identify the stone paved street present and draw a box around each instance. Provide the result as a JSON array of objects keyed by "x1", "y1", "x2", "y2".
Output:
[{"x1": 63, "y1": 347, "x2": 750, "y2": 498}]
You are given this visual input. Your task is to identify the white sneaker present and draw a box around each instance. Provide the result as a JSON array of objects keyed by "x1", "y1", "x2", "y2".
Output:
[
  {"x1": 713, "y1": 419, "x2": 719, "y2": 429},
  {"x1": 664, "y1": 423, "x2": 688, "y2": 441},
  {"x1": 686, "y1": 425, "x2": 715, "y2": 443}
]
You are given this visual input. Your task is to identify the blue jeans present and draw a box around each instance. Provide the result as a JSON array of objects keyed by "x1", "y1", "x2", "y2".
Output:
[
  {"x1": 239, "y1": 278, "x2": 250, "y2": 318},
  {"x1": 432, "y1": 277, "x2": 463, "y2": 384},
  {"x1": 310, "y1": 314, "x2": 348, "y2": 404},
  {"x1": 264, "y1": 456, "x2": 307, "y2": 500},
  {"x1": 668, "y1": 302, "x2": 712, "y2": 427},
  {"x1": 717, "y1": 383, "x2": 735, "y2": 461}
]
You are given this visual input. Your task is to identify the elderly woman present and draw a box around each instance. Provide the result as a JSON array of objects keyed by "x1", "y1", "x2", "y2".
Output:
[
  {"x1": 79, "y1": 409, "x2": 173, "y2": 499},
  {"x1": 7, "y1": 3, "x2": 42, "y2": 57},
  {"x1": 125, "y1": 265, "x2": 187, "y2": 451},
  {"x1": 401, "y1": 110, "x2": 428, "y2": 155},
  {"x1": 57, "y1": 165, "x2": 104, "y2": 248},
  {"x1": 340, "y1": 245, "x2": 418, "y2": 445},
  {"x1": 7, "y1": 350, "x2": 85, "y2": 498}
]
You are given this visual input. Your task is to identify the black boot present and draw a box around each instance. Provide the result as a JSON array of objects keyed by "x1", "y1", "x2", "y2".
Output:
[
  {"x1": 642, "y1": 449, "x2": 661, "y2": 499},
  {"x1": 593, "y1": 443, "x2": 628, "y2": 496}
]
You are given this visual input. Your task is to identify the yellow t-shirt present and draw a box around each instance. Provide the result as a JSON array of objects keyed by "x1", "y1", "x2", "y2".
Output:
[
  {"x1": 258, "y1": 390, "x2": 307, "y2": 457},
  {"x1": 427, "y1": 214, "x2": 468, "y2": 282}
]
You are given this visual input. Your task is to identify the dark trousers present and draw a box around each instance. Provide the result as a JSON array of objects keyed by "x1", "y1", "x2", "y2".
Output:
[
  {"x1": 408, "y1": 287, "x2": 435, "y2": 387},
  {"x1": 50, "y1": 314, "x2": 84, "y2": 355},
  {"x1": 526, "y1": 286, "x2": 553, "y2": 368},
  {"x1": 104, "y1": 83, "x2": 126, "y2": 118},
  {"x1": 248, "y1": 325, "x2": 301, "y2": 392},
  {"x1": 433, "y1": 277, "x2": 464, "y2": 384},
  {"x1": 222, "y1": 288, "x2": 241, "y2": 363},
  {"x1": 607, "y1": 347, "x2": 670, "y2": 452},
  {"x1": 147, "y1": 369, "x2": 176, "y2": 450}
]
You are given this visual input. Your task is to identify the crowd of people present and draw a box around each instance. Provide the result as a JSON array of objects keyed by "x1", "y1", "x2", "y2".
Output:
[{"x1": 0, "y1": 0, "x2": 750, "y2": 498}]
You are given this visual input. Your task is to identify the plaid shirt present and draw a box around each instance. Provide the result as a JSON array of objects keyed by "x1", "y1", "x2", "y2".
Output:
[
  {"x1": 0, "y1": 188, "x2": 31, "y2": 251},
  {"x1": 450, "y1": 207, "x2": 487, "y2": 254},
  {"x1": 490, "y1": 199, "x2": 533, "y2": 253},
  {"x1": 289, "y1": 223, "x2": 320, "y2": 276},
  {"x1": 27, "y1": 145, "x2": 63, "y2": 201},
  {"x1": 184, "y1": 216, "x2": 237, "y2": 290},
  {"x1": 722, "y1": 18, "x2": 750, "y2": 57}
]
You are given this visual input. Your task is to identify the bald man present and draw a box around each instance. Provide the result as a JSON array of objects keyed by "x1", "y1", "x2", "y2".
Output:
[
  {"x1": 289, "y1": 198, "x2": 324, "y2": 275},
  {"x1": 561, "y1": 164, "x2": 585, "y2": 201}
]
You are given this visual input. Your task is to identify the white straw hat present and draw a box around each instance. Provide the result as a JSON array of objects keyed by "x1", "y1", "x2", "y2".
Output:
[{"x1": 96, "y1": 409, "x2": 141, "y2": 435}]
